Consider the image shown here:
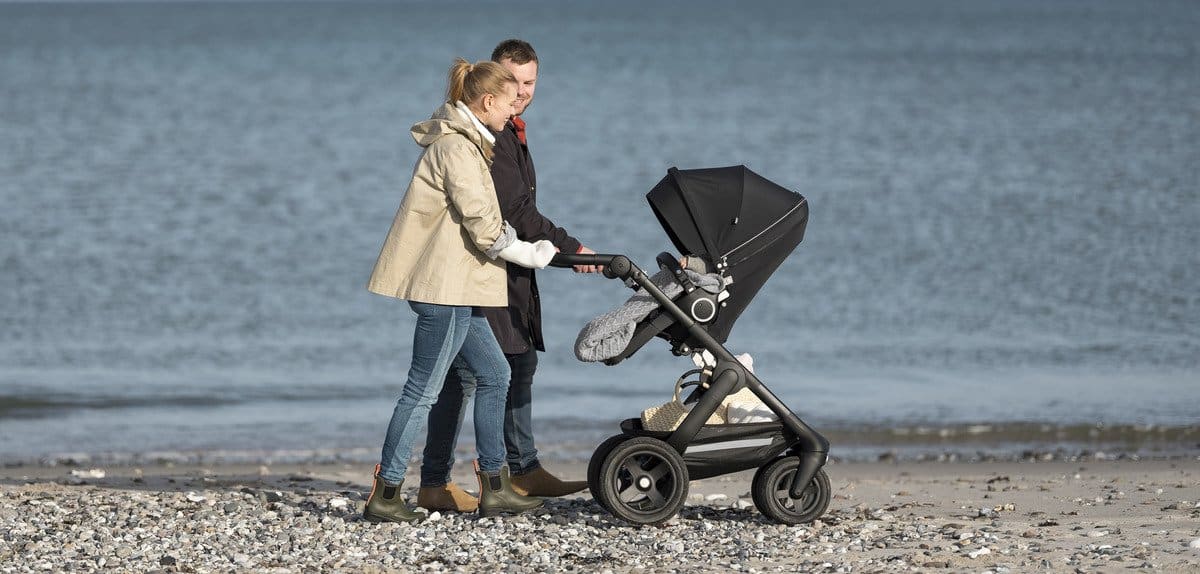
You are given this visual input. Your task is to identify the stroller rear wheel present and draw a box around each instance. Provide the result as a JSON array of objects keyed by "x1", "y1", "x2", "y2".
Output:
[
  {"x1": 588, "y1": 434, "x2": 631, "y2": 511},
  {"x1": 596, "y1": 437, "x2": 689, "y2": 525},
  {"x1": 751, "y1": 456, "x2": 831, "y2": 524}
]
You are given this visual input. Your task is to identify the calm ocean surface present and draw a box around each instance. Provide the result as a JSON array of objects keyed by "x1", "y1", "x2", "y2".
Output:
[{"x1": 1, "y1": 0, "x2": 1197, "y2": 464}]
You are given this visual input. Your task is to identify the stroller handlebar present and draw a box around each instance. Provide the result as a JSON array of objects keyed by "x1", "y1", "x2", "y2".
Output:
[
  {"x1": 548, "y1": 253, "x2": 614, "y2": 268},
  {"x1": 548, "y1": 253, "x2": 633, "y2": 280}
]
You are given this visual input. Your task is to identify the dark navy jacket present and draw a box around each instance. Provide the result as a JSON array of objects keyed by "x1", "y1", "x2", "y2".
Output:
[{"x1": 483, "y1": 120, "x2": 581, "y2": 354}]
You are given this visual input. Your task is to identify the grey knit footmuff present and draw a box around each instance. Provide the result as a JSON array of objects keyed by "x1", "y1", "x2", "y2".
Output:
[{"x1": 574, "y1": 269, "x2": 724, "y2": 362}]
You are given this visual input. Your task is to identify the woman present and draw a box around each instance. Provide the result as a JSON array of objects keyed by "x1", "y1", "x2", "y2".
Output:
[{"x1": 363, "y1": 58, "x2": 553, "y2": 522}]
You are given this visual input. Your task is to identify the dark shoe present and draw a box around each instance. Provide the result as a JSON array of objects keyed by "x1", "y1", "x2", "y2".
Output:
[
  {"x1": 475, "y1": 462, "x2": 543, "y2": 517},
  {"x1": 363, "y1": 465, "x2": 425, "y2": 523},
  {"x1": 417, "y1": 483, "x2": 479, "y2": 512},
  {"x1": 510, "y1": 466, "x2": 587, "y2": 497}
]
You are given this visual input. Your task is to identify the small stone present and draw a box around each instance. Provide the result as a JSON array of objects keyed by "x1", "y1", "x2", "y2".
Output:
[
  {"x1": 328, "y1": 497, "x2": 349, "y2": 510},
  {"x1": 704, "y1": 494, "x2": 728, "y2": 502},
  {"x1": 160, "y1": 556, "x2": 177, "y2": 566},
  {"x1": 968, "y1": 547, "x2": 991, "y2": 559},
  {"x1": 70, "y1": 468, "x2": 106, "y2": 479},
  {"x1": 1189, "y1": 538, "x2": 1200, "y2": 550},
  {"x1": 1087, "y1": 530, "x2": 1109, "y2": 538},
  {"x1": 185, "y1": 492, "x2": 206, "y2": 503}
]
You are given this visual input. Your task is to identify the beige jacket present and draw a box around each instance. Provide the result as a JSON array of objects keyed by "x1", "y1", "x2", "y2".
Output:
[{"x1": 367, "y1": 103, "x2": 508, "y2": 306}]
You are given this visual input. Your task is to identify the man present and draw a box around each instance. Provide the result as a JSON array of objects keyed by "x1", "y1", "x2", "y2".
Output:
[{"x1": 417, "y1": 39, "x2": 597, "y2": 512}]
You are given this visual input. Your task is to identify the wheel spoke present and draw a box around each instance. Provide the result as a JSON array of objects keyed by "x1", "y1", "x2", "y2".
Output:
[
  {"x1": 774, "y1": 473, "x2": 795, "y2": 501},
  {"x1": 618, "y1": 482, "x2": 643, "y2": 503},
  {"x1": 646, "y1": 486, "x2": 666, "y2": 507},
  {"x1": 619, "y1": 458, "x2": 642, "y2": 478},
  {"x1": 645, "y1": 460, "x2": 670, "y2": 481}
]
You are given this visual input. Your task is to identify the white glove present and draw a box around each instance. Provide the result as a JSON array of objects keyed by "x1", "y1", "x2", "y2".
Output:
[{"x1": 496, "y1": 239, "x2": 556, "y2": 269}]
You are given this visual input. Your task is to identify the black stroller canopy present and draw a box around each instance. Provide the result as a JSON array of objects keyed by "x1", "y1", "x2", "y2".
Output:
[
  {"x1": 646, "y1": 165, "x2": 808, "y2": 342},
  {"x1": 647, "y1": 166, "x2": 808, "y2": 266}
]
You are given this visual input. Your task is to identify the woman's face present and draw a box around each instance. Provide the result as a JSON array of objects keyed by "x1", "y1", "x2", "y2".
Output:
[{"x1": 482, "y1": 82, "x2": 518, "y2": 132}]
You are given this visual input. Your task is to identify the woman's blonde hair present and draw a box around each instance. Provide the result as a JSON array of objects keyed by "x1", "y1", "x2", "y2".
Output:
[{"x1": 446, "y1": 58, "x2": 516, "y2": 105}]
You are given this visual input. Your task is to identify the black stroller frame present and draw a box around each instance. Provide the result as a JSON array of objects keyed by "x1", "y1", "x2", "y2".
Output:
[{"x1": 548, "y1": 166, "x2": 832, "y2": 526}]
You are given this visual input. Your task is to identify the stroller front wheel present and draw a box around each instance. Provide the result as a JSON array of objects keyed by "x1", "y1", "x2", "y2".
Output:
[
  {"x1": 596, "y1": 437, "x2": 689, "y2": 525},
  {"x1": 751, "y1": 457, "x2": 831, "y2": 525}
]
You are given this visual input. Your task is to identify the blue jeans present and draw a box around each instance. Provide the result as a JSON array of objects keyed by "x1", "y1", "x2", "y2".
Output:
[
  {"x1": 377, "y1": 302, "x2": 511, "y2": 484},
  {"x1": 420, "y1": 349, "x2": 540, "y2": 487}
]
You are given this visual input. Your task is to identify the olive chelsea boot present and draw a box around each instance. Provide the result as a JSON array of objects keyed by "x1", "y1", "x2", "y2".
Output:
[
  {"x1": 475, "y1": 462, "x2": 543, "y2": 517},
  {"x1": 363, "y1": 465, "x2": 425, "y2": 523}
]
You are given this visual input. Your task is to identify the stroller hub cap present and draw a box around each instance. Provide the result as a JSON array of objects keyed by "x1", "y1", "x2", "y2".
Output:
[
  {"x1": 690, "y1": 298, "x2": 716, "y2": 322},
  {"x1": 636, "y1": 476, "x2": 653, "y2": 490}
]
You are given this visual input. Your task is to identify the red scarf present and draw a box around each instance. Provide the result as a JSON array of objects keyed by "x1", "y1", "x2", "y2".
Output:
[{"x1": 511, "y1": 116, "x2": 527, "y2": 145}]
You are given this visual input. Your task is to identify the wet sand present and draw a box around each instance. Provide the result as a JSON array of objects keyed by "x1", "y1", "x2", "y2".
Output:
[{"x1": 3, "y1": 459, "x2": 1198, "y2": 572}]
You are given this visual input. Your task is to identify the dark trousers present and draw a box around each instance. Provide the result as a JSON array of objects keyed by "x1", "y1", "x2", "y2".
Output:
[{"x1": 419, "y1": 349, "x2": 540, "y2": 487}]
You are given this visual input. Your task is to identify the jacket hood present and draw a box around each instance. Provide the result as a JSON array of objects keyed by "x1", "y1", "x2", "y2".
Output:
[{"x1": 410, "y1": 102, "x2": 494, "y2": 158}]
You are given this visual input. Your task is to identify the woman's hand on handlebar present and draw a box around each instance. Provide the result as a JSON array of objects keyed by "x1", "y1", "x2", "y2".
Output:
[{"x1": 574, "y1": 245, "x2": 604, "y2": 274}]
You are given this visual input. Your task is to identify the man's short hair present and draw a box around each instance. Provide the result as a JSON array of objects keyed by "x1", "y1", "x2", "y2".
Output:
[{"x1": 492, "y1": 39, "x2": 538, "y2": 65}]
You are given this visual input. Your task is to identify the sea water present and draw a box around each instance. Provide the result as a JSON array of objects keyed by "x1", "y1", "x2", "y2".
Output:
[{"x1": 1, "y1": 0, "x2": 1197, "y2": 464}]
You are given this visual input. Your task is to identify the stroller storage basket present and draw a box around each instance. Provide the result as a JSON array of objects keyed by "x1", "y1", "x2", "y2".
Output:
[{"x1": 620, "y1": 418, "x2": 792, "y2": 480}]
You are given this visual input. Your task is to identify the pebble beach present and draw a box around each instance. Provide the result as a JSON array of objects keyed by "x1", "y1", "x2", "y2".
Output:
[
  {"x1": 3, "y1": 1, "x2": 1200, "y2": 573},
  {"x1": 3, "y1": 459, "x2": 1198, "y2": 573}
]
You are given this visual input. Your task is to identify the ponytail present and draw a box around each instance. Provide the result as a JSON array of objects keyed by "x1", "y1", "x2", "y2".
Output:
[{"x1": 446, "y1": 58, "x2": 472, "y2": 104}]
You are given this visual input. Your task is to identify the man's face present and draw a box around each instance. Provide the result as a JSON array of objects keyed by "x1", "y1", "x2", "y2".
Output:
[{"x1": 500, "y1": 59, "x2": 537, "y2": 116}]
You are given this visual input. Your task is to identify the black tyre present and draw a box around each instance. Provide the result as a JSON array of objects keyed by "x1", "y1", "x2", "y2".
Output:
[
  {"x1": 596, "y1": 437, "x2": 689, "y2": 525},
  {"x1": 751, "y1": 457, "x2": 831, "y2": 524},
  {"x1": 588, "y1": 434, "x2": 631, "y2": 511}
]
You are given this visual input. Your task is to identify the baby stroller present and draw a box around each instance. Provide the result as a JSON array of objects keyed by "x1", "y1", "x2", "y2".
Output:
[{"x1": 549, "y1": 166, "x2": 831, "y2": 526}]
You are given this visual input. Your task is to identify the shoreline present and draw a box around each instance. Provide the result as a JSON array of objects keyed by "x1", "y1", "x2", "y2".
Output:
[
  {"x1": 4, "y1": 459, "x2": 1198, "y2": 572},
  {"x1": 5, "y1": 434, "x2": 1196, "y2": 470}
]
